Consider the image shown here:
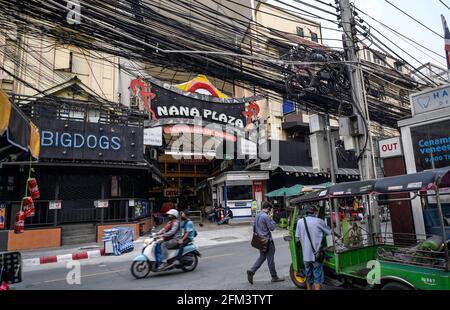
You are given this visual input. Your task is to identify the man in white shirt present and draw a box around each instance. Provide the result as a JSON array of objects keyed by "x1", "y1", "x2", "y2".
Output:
[{"x1": 296, "y1": 205, "x2": 332, "y2": 290}]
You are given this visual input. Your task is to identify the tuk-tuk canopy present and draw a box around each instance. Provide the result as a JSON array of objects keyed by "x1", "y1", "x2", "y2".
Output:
[
  {"x1": 290, "y1": 188, "x2": 329, "y2": 204},
  {"x1": 290, "y1": 167, "x2": 450, "y2": 205},
  {"x1": 374, "y1": 167, "x2": 450, "y2": 194},
  {"x1": 329, "y1": 180, "x2": 376, "y2": 197}
]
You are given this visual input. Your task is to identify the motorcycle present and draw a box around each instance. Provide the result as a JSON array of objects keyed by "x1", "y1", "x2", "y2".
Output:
[{"x1": 131, "y1": 233, "x2": 201, "y2": 279}]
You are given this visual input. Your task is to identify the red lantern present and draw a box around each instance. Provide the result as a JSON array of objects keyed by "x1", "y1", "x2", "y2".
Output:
[
  {"x1": 27, "y1": 178, "x2": 40, "y2": 199},
  {"x1": 22, "y1": 197, "x2": 35, "y2": 217},
  {"x1": 14, "y1": 211, "x2": 25, "y2": 234}
]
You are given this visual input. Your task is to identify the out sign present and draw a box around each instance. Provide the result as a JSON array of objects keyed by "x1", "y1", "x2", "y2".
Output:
[{"x1": 379, "y1": 137, "x2": 403, "y2": 159}]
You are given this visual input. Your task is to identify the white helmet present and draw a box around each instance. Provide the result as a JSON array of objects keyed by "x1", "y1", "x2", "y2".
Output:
[{"x1": 166, "y1": 209, "x2": 179, "y2": 218}]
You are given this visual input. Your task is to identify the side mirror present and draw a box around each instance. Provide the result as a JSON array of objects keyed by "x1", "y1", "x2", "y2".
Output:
[{"x1": 283, "y1": 235, "x2": 292, "y2": 242}]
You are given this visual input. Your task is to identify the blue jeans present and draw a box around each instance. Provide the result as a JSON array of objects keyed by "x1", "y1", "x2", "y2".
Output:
[{"x1": 304, "y1": 261, "x2": 324, "y2": 285}]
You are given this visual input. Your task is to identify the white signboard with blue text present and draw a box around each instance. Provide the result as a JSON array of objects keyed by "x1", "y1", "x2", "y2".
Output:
[{"x1": 411, "y1": 84, "x2": 450, "y2": 115}]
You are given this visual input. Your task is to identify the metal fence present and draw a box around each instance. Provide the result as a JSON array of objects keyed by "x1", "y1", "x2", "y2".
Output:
[{"x1": 5, "y1": 198, "x2": 152, "y2": 228}]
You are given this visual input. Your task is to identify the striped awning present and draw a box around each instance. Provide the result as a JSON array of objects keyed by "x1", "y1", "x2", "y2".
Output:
[{"x1": 0, "y1": 89, "x2": 40, "y2": 158}]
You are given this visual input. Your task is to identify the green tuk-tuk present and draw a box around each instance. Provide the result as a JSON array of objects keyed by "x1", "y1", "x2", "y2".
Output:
[{"x1": 285, "y1": 167, "x2": 450, "y2": 290}]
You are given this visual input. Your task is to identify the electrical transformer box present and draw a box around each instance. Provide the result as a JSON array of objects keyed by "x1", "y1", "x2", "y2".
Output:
[
  {"x1": 310, "y1": 132, "x2": 331, "y2": 173},
  {"x1": 309, "y1": 114, "x2": 326, "y2": 133}
]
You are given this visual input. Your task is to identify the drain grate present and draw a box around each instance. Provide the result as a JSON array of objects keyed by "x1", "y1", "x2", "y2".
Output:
[{"x1": 211, "y1": 236, "x2": 239, "y2": 242}]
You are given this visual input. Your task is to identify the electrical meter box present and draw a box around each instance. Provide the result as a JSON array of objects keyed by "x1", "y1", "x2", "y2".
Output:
[
  {"x1": 309, "y1": 114, "x2": 326, "y2": 133},
  {"x1": 310, "y1": 132, "x2": 331, "y2": 173}
]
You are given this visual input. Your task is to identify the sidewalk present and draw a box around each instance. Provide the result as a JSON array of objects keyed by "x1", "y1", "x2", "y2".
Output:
[{"x1": 21, "y1": 220, "x2": 288, "y2": 266}]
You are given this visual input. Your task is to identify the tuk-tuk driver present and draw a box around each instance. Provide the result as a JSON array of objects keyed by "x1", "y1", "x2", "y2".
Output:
[{"x1": 296, "y1": 205, "x2": 332, "y2": 290}]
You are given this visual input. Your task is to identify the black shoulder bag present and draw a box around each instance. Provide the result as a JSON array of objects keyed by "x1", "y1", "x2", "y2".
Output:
[
  {"x1": 303, "y1": 217, "x2": 325, "y2": 263},
  {"x1": 251, "y1": 215, "x2": 269, "y2": 252}
]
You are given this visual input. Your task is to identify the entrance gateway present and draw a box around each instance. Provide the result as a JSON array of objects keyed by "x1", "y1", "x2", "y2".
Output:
[{"x1": 133, "y1": 75, "x2": 266, "y2": 214}]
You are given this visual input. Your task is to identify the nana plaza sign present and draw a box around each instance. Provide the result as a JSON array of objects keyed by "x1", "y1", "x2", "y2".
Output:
[{"x1": 130, "y1": 78, "x2": 261, "y2": 130}]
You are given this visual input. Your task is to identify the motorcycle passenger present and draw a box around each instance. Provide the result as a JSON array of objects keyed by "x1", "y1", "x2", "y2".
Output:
[
  {"x1": 174, "y1": 211, "x2": 197, "y2": 265},
  {"x1": 156, "y1": 209, "x2": 181, "y2": 271}
]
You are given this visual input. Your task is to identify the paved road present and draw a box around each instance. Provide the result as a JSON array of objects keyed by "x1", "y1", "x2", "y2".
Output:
[{"x1": 16, "y1": 238, "x2": 301, "y2": 290}]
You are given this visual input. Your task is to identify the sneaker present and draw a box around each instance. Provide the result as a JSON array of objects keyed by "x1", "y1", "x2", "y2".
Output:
[
  {"x1": 247, "y1": 270, "x2": 254, "y2": 285},
  {"x1": 271, "y1": 276, "x2": 285, "y2": 283},
  {"x1": 157, "y1": 262, "x2": 169, "y2": 271}
]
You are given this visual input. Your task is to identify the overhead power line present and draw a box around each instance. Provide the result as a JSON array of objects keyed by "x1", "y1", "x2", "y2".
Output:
[{"x1": 384, "y1": 0, "x2": 444, "y2": 39}]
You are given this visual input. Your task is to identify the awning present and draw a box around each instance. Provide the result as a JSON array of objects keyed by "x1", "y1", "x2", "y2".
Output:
[
  {"x1": 0, "y1": 89, "x2": 40, "y2": 158},
  {"x1": 329, "y1": 180, "x2": 376, "y2": 197},
  {"x1": 374, "y1": 166, "x2": 450, "y2": 194},
  {"x1": 259, "y1": 162, "x2": 359, "y2": 176},
  {"x1": 267, "y1": 182, "x2": 332, "y2": 198},
  {"x1": 266, "y1": 187, "x2": 288, "y2": 198},
  {"x1": 290, "y1": 188, "x2": 330, "y2": 204}
]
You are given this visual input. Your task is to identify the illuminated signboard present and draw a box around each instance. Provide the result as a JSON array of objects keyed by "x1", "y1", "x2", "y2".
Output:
[
  {"x1": 33, "y1": 119, "x2": 143, "y2": 162},
  {"x1": 130, "y1": 78, "x2": 261, "y2": 130},
  {"x1": 410, "y1": 119, "x2": 450, "y2": 171}
]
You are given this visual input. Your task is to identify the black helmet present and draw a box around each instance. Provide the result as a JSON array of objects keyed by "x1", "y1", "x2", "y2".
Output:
[{"x1": 304, "y1": 205, "x2": 317, "y2": 215}]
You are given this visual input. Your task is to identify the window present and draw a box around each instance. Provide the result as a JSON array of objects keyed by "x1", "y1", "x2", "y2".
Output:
[
  {"x1": 226, "y1": 185, "x2": 253, "y2": 201},
  {"x1": 395, "y1": 61, "x2": 404, "y2": 72},
  {"x1": 310, "y1": 32, "x2": 318, "y2": 43},
  {"x1": 365, "y1": 50, "x2": 372, "y2": 62},
  {"x1": 296, "y1": 27, "x2": 304, "y2": 37},
  {"x1": 374, "y1": 55, "x2": 384, "y2": 66}
]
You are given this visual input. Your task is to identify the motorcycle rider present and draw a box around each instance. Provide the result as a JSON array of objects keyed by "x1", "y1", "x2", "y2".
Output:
[
  {"x1": 155, "y1": 209, "x2": 181, "y2": 271},
  {"x1": 174, "y1": 211, "x2": 196, "y2": 266}
]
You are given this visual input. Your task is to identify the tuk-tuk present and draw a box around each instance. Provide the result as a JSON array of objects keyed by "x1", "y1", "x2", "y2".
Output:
[{"x1": 285, "y1": 167, "x2": 450, "y2": 290}]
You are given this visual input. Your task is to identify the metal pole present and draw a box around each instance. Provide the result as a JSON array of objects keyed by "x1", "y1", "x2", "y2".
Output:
[
  {"x1": 54, "y1": 181, "x2": 59, "y2": 227},
  {"x1": 434, "y1": 184, "x2": 449, "y2": 270},
  {"x1": 325, "y1": 115, "x2": 337, "y2": 184},
  {"x1": 100, "y1": 181, "x2": 105, "y2": 224}
]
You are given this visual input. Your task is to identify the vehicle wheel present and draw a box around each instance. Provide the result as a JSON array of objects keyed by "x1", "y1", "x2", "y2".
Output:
[
  {"x1": 181, "y1": 253, "x2": 198, "y2": 272},
  {"x1": 290, "y1": 264, "x2": 307, "y2": 289},
  {"x1": 381, "y1": 282, "x2": 412, "y2": 290},
  {"x1": 131, "y1": 260, "x2": 151, "y2": 279}
]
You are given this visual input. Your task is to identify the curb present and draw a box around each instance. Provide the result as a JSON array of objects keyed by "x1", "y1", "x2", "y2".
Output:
[{"x1": 23, "y1": 249, "x2": 105, "y2": 267}]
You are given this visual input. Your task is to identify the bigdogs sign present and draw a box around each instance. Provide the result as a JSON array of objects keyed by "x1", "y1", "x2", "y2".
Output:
[{"x1": 33, "y1": 119, "x2": 144, "y2": 162}]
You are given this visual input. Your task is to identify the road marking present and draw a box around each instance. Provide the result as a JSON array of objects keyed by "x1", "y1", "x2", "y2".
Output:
[
  {"x1": 202, "y1": 253, "x2": 234, "y2": 260},
  {"x1": 43, "y1": 268, "x2": 127, "y2": 284},
  {"x1": 37, "y1": 253, "x2": 234, "y2": 285}
]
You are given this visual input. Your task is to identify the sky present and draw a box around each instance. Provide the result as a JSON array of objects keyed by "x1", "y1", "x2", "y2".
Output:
[{"x1": 270, "y1": 0, "x2": 450, "y2": 70}]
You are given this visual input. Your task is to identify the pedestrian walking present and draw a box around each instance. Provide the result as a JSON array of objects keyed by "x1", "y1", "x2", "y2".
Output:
[
  {"x1": 295, "y1": 205, "x2": 332, "y2": 290},
  {"x1": 247, "y1": 201, "x2": 284, "y2": 284}
]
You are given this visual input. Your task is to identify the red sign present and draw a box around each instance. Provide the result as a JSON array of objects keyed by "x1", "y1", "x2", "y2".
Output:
[
  {"x1": 164, "y1": 188, "x2": 180, "y2": 197},
  {"x1": 379, "y1": 137, "x2": 403, "y2": 159},
  {"x1": 0, "y1": 205, "x2": 6, "y2": 230},
  {"x1": 130, "y1": 78, "x2": 157, "y2": 120},
  {"x1": 164, "y1": 125, "x2": 236, "y2": 142}
]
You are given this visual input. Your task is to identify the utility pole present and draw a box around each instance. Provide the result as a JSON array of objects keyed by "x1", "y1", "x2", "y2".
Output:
[
  {"x1": 338, "y1": 0, "x2": 380, "y2": 240},
  {"x1": 338, "y1": 0, "x2": 374, "y2": 182}
]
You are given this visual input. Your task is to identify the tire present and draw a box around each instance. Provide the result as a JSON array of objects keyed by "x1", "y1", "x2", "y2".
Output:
[
  {"x1": 289, "y1": 264, "x2": 307, "y2": 289},
  {"x1": 381, "y1": 282, "x2": 412, "y2": 290},
  {"x1": 181, "y1": 253, "x2": 198, "y2": 272},
  {"x1": 131, "y1": 260, "x2": 151, "y2": 279}
]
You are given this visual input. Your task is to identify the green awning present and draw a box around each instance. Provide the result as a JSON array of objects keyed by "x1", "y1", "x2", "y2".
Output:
[
  {"x1": 284, "y1": 184, "x2": 305, "y2": 197},
  {"x1": 266, "y1": 187, "x2": 288, "y2": 198}
]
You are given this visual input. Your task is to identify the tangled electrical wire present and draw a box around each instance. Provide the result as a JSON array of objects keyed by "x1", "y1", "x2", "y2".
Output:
[{"x1": 0, "y1": 0, "x2": 426, "y2": 129}]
